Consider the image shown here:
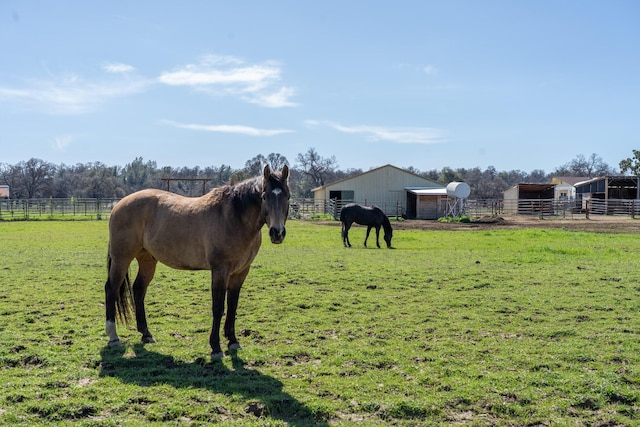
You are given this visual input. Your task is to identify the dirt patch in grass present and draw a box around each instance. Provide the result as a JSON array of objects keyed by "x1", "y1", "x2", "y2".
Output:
[{"x1": 390, "y1": 214, "x2": 640, "y2": 234}]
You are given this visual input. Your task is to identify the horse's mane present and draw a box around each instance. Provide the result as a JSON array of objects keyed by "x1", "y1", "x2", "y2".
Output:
[
  {"x1": 205, "y1": 176, "x2": 262, "y2": 213},
  {"x1": 205, "y1": 171, "x2": 288, "y2": 215}
]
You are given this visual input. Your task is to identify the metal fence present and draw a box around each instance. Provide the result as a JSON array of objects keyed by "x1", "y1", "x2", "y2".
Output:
[
  {"x1": 467, "y1": 198, "x2": 640, "y2": 218},
  {"x1": 0, "y1": 198, "x2": 118, "y2": 220},
  {"x1": 1, "y1": 197, "x2": 639, "y2": 221}
]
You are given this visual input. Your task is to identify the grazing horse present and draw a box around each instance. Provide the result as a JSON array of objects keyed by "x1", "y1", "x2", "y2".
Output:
[
  {"x1": 340, "y1": 203, "x2": 393, "y2": 248},
  {"x1": 104, "y1": 165, "x2": 290, "y2": 359}
]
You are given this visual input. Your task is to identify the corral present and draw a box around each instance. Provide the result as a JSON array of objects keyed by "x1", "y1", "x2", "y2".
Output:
[{"x1": 0, "y1": 218, "x2": 638, "y2": 425}]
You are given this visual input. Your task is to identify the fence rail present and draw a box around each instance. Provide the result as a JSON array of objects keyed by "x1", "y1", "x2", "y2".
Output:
[
  {"x1": 0, "y1": 198, "x2": 118, "y2": 220},
  {"x1": 1, "y1": 197, "x2": 640, "y2": 221}
]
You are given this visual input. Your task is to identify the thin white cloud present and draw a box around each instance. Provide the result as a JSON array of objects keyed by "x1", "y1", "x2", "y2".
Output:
[
  {"x1": 159, "y1": 65, "x2": 278, "y2": 86},
  {"x1": 158, "y1": 54, "x2": 297, "y2": 108},
  {"x1": 0, "y1": 73, "x2": 149, "y2": 115},
  {"x1": 307, "y1": 120, "x2": 446, "y2": 144},
  {"x1": 52, "y1": 135, "x2": 73, "y2": 151},
  {"x1": 160, "y1": 119, "x2": 294, "y2": 137},
  {"x1": 0, "y1": 54, "x2": 295, "y2": 115},
  {"x1": 103, "y1": 62, "x2": 135, "y2": 73},
  {"x1": 248, "y1": 86, "x2": 297, "y2": 108}
]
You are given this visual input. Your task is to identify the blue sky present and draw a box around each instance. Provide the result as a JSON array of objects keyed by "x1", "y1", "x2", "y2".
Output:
[{"x1": 1, "y1": 1, "x2": 638, "y2": 173}]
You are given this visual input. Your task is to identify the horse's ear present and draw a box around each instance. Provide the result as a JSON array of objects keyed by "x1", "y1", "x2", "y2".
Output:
[
  {"x1": 281, "y1": 164, "x2": 289, "y2": 181},
  {"x1": 263, "y1": 164, "x2": 272, "y2": 181}
]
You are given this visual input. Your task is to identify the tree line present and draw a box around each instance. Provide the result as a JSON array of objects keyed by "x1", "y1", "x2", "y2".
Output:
[{"x1": 1, "y1": 149, "x2": 635, "y2": 200}]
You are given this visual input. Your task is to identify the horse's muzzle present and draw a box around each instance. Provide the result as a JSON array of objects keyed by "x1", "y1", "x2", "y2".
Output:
[{"x1": 269, "y1": 226, "x2": 286, "y2": 244}]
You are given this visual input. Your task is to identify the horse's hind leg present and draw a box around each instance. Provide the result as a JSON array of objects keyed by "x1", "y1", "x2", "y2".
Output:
[
  {"x1": 133, "y1": 253, "x2": 158, "y2": 344},
  {"x1": 342, "y1": 222, "x2": 352, "y2": 247},
  {"x1": 104, "y1": 257, "x2": 130, "y2": 347}
]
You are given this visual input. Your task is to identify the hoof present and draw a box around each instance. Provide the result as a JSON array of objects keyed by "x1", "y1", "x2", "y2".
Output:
[
  {"x1": 141, "y1": 336, "x2": 156, "y2": 344},
  {"x1": 211, "y1": 351, "x2": 224, "y2": 361},
  {"x1": 228, "y1": 342, "x2": 242, "y2": 351},
  {"x1": 108, "y1": 338, "x2": 122, "y2": 348}
]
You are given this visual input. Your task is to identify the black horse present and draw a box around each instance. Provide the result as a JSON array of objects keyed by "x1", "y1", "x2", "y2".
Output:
[{"x1": 340, "y1": 203, "x2": 393, "y2": 248}]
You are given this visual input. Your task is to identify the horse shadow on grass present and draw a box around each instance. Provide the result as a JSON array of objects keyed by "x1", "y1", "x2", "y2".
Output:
[{"x1": 99, "y1": 344, "x2": 329, "y2": 426}]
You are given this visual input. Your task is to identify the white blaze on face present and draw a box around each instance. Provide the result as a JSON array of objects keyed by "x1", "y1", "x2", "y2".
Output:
[{"x1": 271, "y1": 188, "x2": 283, "y2": 217}]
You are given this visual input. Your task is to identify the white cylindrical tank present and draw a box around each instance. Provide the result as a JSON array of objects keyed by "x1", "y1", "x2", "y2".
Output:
[{"x1": 446, "y1": 182, "x2": 471, "y2": 199}]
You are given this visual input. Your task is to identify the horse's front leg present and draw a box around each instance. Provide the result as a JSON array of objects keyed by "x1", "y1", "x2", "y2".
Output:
[
  {"x1": 224, "y1": 268, "x2": 250, "y2": 352},
  {"x1": 210, "y1": 271, "x2": 228, "y2": 359},
  {"x1": 364, "y1": 225, "x2": 373, "y2": 247},
  {"x1": 375, "y1": 225, "x2": 381, "y2": 248},
  {"x1": 133, "y1": 255, "x2": 157, "y2": 344}
]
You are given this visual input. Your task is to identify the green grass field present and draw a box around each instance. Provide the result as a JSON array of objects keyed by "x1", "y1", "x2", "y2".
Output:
[{"x1": 0, "y1": 220, "x2": 639, "y2": 426}]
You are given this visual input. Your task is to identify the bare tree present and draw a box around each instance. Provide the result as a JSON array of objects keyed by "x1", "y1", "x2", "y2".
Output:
[
  {"x1": 244, "y1": 154, "x2": 268, "y2": 176},
  {"x1": 244, "y1": 153, "x2": 289, "y2": 176},
  {"x1": 7, "y1": 158, "x2": 57, "y2": 198},
  {"x1": 266, "y1": 153, "x2": 289, "y2": 170},
  {"x1": 295, "y1": 147, "x2": 338, "y2": 188},
  {"x1": 554, "y1": 153, "x2": 614, "y2": 177}
]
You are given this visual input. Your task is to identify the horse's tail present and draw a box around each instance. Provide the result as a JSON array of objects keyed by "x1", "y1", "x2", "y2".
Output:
[{"x1": 106, "y1": 253, "x2": 134, "y2": 324}]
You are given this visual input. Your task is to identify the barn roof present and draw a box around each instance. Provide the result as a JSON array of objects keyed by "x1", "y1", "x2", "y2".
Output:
[
  {"x1": 312, "y1": 164, "x2": 440, "y2": 191},
  {"x1": 551, "y1": 176, "x2": 590, "y2": 186},
  {"x1": 407, "y1": 188, "x2": 447, "y2": 195},
  {"x1": 574, "y1": 175, "x2": 639, "y2": 187}
]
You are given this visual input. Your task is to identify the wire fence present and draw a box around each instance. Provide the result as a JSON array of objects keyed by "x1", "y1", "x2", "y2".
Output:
[
  {"x1": 0, "y1": 198, "x2": 118, "y2": 220},
  {"x1": 1, "y1": 197, "x2": 639, "y2": 221}
]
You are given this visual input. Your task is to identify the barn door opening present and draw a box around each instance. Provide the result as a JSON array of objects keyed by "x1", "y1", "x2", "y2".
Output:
[
  {"x1": 406, "y1": 191, "x2": 417, "y2": 219},
  {"x1": 330, "y1": 190, "x2": 355, "y2": 218}
]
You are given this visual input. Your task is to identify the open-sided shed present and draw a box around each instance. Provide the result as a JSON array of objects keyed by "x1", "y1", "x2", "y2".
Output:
[
  {"x1": 503, "y1": 183, "x2": 556, "y2": 215},
  {"x1": 575, "y1": 176, "x2": 640, "y2": 214},
  {"x1": 405, "y1": 188, "x2": 448, "y2": 219}
]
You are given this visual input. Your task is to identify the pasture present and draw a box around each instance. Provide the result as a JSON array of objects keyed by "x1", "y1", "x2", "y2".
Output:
[{"x1": 0, "y1": 220, "x2": 639, "y2": 426}]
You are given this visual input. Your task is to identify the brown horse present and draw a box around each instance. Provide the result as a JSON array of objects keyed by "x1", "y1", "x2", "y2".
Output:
[{"x1": 104, "y1": 165, "x2": 290, "y2": 359}]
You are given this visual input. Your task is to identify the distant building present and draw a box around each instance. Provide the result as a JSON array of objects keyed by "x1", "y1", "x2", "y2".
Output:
[
  {"x1": 574, "y1": 176, "x2": 640, "y2": 213},
  {"x1": 550, "y1": 177, "x2": 589, "y2": 201},
  {"x1": 0, "y1": 185, "x2": 9, "y2": 198},
  {"x1": 503, "y1": 183, "x2": 556, "y2": 215},
  {"x1": 312, "y1": 164, "x2": 447, "y2": 219}
]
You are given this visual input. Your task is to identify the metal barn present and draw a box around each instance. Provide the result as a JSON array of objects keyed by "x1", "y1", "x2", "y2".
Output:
[
  {"x1": 575, "y1": 176, "x2": 640, "y2": 214},
  {"x1": 312, "y1": 164, "x2": 445, "y2": 218}
]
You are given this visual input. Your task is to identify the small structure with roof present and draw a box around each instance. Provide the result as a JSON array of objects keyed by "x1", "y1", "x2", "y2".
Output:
[
  {"x1": 574, "y1": 176, "x2": 640, "y2": 214},
  {"x1": 550, "y1": 177, "x2": 590, "y2": 201},
  {"x1": 503, "y1": 183, "x2": 556, "y2": 215},
  {"x1": 312, "y1": 164, "x2": 450, "y2": 219}
]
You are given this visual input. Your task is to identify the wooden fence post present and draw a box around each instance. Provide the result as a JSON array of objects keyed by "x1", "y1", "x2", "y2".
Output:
[{"x1": 585, "y1": 200, "x2": 590, "y2": 219}]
